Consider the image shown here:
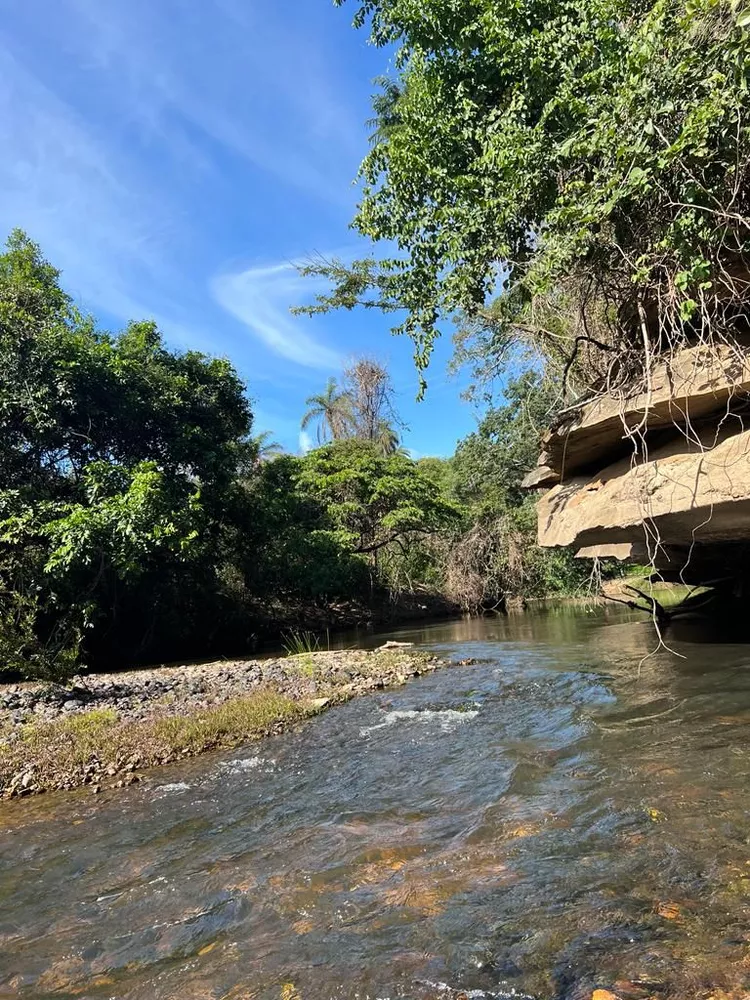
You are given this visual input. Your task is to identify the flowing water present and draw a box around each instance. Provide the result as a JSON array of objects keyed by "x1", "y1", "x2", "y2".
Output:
[{"x1": 4, "y1": 606, "x2": 750, "y2": 999}]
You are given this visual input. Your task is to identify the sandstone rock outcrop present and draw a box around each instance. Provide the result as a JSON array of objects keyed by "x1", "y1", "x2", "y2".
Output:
[{"x1": 526, "y1": 340, "x2": 750, "y2": 575}]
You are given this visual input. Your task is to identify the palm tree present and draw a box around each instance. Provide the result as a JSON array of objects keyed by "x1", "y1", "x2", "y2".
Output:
[
  {"x1": 301, "y1": 377, "x2": 354, "y2": 444},
  {"x1": 373, "y1": 419, "x2": 400, "y2": 456},
  {"x1": 248, "y1": 431, "x2": 283, "y2": 467}
]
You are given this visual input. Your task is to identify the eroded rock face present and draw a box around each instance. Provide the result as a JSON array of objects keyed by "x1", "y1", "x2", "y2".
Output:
[
  {"x1": 524, "y1": 340, "x2": 750, "y2": 489},
  {"x1": 527, "y1": 341, "x2": 750, "y2": 565},
  {"x1": 537, "y1": 424, "x2": 750, "y2": 550}
]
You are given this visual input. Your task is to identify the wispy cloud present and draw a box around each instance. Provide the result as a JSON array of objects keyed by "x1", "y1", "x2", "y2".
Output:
[
  {"x1": 212, "y1": 262, "x2": 342, "y2": 370},
  {"x1": 60, "y1": 0, "x2": 363, "y2": 206},
  {"x1": 0, "y1": 47, "x2": 180, "y2": 316}
]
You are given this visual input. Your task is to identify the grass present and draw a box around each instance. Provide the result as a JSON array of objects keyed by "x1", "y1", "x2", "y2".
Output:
[
  {"x1": 0, "y1": 691, "x2": 315, "y2": 797},
  {"x1": 289, "y1": 652, "x2": 318, "y2": 678},
  {"x1": 281, "y1": 629, "x2": 321, "y2": 656}
]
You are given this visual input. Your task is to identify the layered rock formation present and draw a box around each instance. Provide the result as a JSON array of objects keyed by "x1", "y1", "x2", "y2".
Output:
[{"x1": 524, "y1": 341, "x2": 750, "y2": 579}]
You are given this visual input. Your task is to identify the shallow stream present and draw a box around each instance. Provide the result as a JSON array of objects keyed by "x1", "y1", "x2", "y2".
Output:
[{"x1": 3, "y1": 606, "x2": 750, "y2": 998}]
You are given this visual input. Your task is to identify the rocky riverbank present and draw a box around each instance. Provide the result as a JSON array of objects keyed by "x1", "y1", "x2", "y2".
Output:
[{"x1": 0, "y1": 644, "x2": 467, "y2": 800}]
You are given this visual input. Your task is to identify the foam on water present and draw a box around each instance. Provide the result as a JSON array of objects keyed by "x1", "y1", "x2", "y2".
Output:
[
  {"x1": 360, "y1": 707, "x2": 479, "y2": 736},
  {"x1": 154, "y1": 781, "x2": 191, "y2": 795},
  {"x1": 217, "y1": 755, "x2": 274, "y2": 774},
  {"x1": 417, "y1": 982, "x2": 534, "y2": 1000}
]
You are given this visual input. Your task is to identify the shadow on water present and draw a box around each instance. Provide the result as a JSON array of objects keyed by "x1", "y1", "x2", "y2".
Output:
[{"x1": 3, "y1": 604, "x2": 750, "y2": 999}]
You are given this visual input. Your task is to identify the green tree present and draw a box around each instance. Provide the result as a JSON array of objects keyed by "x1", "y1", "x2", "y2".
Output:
[
  {"x1": 248, "y1": 431, "x2": 284, "y2": 466},
  {"x1": 235, "y1": 454, "x2": 369, "y2": 600},
  {"x1": 301, "y1": 376, "x2": 354, "y2": 444},
  {"x1": 299, "y1": 439, "x2": 462, "y2": 558},
  {"x1": 373, "y1": 418, "x2": 400, "y2": 456},
  {"x1": 302, "y1": 1, "x2": 750, "y2": 393},
  {"x1": 453, "y1": 371, "x2": 558, "y2": 510},
  {"x1": 0, "y1": 231, "x2": 253, "y2": 674},
  {"x1": 301, "y1": 360, "x2": 403, "y2": 455},
  {"x1": 447, "y1": 372, "x2": 588, "y2": 607}
]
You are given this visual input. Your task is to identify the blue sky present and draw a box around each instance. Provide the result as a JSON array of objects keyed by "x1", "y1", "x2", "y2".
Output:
[{"x1": 0, "y1": 0, "x2": 480, "y2": 456}]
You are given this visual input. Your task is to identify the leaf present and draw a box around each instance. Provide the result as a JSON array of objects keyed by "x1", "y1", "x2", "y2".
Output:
[{"x1": 679, "y1": 298, "x2": 698, "y2": 322}]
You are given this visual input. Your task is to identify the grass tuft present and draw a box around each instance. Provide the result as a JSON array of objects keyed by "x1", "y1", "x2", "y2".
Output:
[
  {"x1": 282, "y1": 630, "x2": 321, "y2": 656},
  {"x1": 0, "y1": 690, "x2": 312, "y2": 796}
]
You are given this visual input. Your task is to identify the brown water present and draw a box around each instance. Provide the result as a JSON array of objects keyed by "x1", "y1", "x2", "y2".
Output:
[{"x1": 3, "y1": 606, "x2": 750, "y2": 1000}]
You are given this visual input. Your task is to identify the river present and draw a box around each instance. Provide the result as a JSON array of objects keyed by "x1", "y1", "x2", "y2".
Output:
[{"x1": 3, "y1": 605, "x2": 750, "y2": 999}]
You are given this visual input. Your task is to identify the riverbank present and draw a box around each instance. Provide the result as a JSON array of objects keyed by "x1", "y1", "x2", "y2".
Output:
[
  {"x1": 76, "y1": 589, "x2": 462, "y2": 671},
  {"x1": 0, "y1": 644, "x2": 462, "y2": 800}
]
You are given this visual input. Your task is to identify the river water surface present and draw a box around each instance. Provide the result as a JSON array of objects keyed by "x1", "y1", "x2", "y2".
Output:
[{"x1": 4, "y1": 607, "x2": 750, "y2": 999}]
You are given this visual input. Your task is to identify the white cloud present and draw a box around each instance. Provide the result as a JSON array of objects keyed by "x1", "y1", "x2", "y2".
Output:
[
  {"x1": 0, "y1": 2, "x2": 368, "y2": 374},
  {"x1": 212, "y1": 262, "x2": 342, "y2": 370},
  {"x1": 299, "y1": 429, "x2": 314, "y2": 454},
  {"x1": 0, "y1": 45, "x2": 199, "y2": 340}
]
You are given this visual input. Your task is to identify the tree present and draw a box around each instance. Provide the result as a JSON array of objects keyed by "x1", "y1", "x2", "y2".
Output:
[
  {"x1": 302, "y1": 1, "x2": 750, "y2": 396},
  {"x1": 0, "y1": 231, "x2": 253, "y2": 674},
  {"x1": 301, "y1": 376, "x2": 354, "y2": 444},
  {"x1": 373, "y1": 419, "x2": 400, "y2": 457},
  {"x1": 248, "y1": 431, "x2": 284, "y2": 466},
  {"x1": 453, "y1": 371, "x2": 558, "y2": 511},
  {"x1": 301, "y1": 359, "x2": 403, "y2": 455},
  {"x1": 233, "y1": 454, "x2": 369, "y2": 601},
  {"x1": 298, "y1": 439, "x2": 462, "y2": 558},
  {"x1": 447, "y1": 372, "x2": 588, "y2": 608},
  {"x1": 344, "y1": 357, "x2": 401, "y2": 453}
]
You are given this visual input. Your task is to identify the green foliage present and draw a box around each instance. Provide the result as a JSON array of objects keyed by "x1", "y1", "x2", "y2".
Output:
[
  {"x1": 446, "y1": 372, "x2": 589, "y2": 606},
  {"x1": 298, "y1": 438, "x2": 463, "y2": 556},
  {"x1": 415, "y1": 456, "x2": 454, "y2": 492},
  {"x1": 0, "y1": 231, "x2": 251, "y2": 675},
  {"x1": 0, "y1": 586, "x2": 80, "y2": 682},
  {"x1": 308, "y1": 1, "x2": 750, "y2": 391},
  {"x1": 0, "y1": 230, "x2": 589, "y2": 676},
  {"x1": 453, "y1": 371, "x2": 558, "y2": 510},
  {"x1": 236, "y1": 453, "x2": 370, "y2": 600},
  {"x1": 247, "y1": 431, "x2": 284, "y2": 465},
  {"x1": 301, "y1": 376, "x2": 355, "y2": 444}
]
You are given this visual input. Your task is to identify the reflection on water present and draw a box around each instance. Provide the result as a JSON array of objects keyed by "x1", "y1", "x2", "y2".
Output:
[{"x1": 4, "y1": 605, "x2": 750, "y2": 998}]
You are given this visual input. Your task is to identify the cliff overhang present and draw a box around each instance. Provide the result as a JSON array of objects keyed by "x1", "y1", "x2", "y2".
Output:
[{"x1": 524, "y1": 340, "x2": 750, "y2": 582}]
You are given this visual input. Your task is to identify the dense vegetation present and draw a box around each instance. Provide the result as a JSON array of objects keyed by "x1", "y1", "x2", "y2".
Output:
[
  {"x1": 302, "y1": 0, "x2": 750, "y2": 400},
  {"x1": 0, "y1": 232, "x2": 585, "y2": 680}
]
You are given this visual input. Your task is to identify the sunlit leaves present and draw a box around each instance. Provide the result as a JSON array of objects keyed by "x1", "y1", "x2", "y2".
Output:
[
  {"x1": 321, "y1": 0, "x2": 750, "y2": 380},
  {"x1": 0, "y1": 231, "x2": 253, "y2": 675}
]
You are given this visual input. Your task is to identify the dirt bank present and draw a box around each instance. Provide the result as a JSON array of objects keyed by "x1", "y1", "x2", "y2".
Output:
[{"x1": 0, "y1": 644, "x2": 472, "y2": 800}]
